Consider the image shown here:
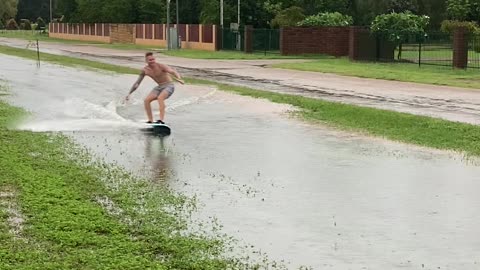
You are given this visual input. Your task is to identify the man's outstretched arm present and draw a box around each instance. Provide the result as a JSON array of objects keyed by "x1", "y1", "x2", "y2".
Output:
[
  {"x1": 161, "y1": 64, "x2": 185, "y2": 84},
  {"x1": 126, "y1": 71, "x2": 146, "y2": 100}
]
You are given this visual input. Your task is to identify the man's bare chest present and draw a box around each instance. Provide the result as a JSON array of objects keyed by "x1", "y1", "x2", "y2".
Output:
[{"x1": 145, "y1": 67, "x2": 165, "y2": 77}]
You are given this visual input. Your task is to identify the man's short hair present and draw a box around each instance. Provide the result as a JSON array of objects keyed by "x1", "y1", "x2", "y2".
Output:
[{"x1": 145, "y1": 52, "x2": 153, "y2": 57}]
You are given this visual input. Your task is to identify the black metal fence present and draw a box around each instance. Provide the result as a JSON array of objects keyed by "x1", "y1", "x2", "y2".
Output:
[
  {"x1": 220, "y1": 27, "x2": 280, "y2": 55},
  {"x1": 394, "y1": 32, "x2": 453, "y2": 67},
  {"x1": 252, "y1": 28, "x2": 280, "y2": 55},
  {"x1": 220, "y1": 27, "x2": 244, "y2": 51},
  {"x1": 468, "y1": 34, "x2": 480, "y2": 69}
]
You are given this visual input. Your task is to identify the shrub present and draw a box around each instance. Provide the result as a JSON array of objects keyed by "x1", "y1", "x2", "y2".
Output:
[
  {"x1": 440, "y1": 20, "x2": 479, "y2": 34},
  {"x1": 297, "y1": 12, "x2": 353, "y2": 27},
  {"x1": 6, "y1": 19, "x2": 19, "y2": 30},
  {"x1": 20, "y1": 19, "x2": 32, "y2": 30}
]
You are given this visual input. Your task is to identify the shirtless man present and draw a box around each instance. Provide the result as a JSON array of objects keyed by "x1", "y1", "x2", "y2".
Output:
[{"x1": 126, "y1": 52, "x2": 184, "y2": 124}]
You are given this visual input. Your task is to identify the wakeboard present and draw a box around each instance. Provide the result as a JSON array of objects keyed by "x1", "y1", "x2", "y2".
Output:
[{"x1": 141, "y1": 122, "x2": 171, "y2": 136}]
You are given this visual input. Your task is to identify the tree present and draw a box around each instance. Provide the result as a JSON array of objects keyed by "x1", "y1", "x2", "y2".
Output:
[
  {"x1": 371, "y1": 11, "x2": 430, "y2": 59},
  {"x1": 102, "y1": 0, "x2": 137, "y2": 23},
  {"x1": 137, "y1": 0, "x2": 166, "y2": 24},
  {"x1": 271, "y1": 6, "x2": 305, "y2": 27},
  {"x1": 469, "y1": 0, "x2": 480, "y2": 21},
  {"x1": 0, "y1": 0, "x2": 18, "y2": 23},
  {"x1": 57, "y1": 0, "x2": 78, "y2": 22},
  {"x1": 446, "y1": 0, "x2": 470, "y2": 20},
  {"x1": 177, "y1": 0, "x2": 201, "y2": 24},
  {"x1": 351, "y1": 0, "x2": 389, "y2": 25},
  {"x1": 296, "y1": 0, "x2": 351, "y2": 15},
  {"x1": 16, "y1": 0, "x2": 50, "y2": 22},
  {"x1": 388, "y1": 0, "x2": 419, "y2": 13},
  {"x1": 75, "y1": 0, "x2": 106, "y2": 23},
  {"x1": 417, "y1": 0, "x2": 446, "y2": 29},
  {"x1": 200, "y1": 0, "x2": 221, "y2": 24}
]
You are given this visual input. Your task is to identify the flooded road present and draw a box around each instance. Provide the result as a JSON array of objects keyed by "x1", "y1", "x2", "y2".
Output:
[
  {"x1": 2, "y1": 55, "x2": 480, "y2": 269},
  {"x1": 3, "y1": 37, "x2": 480, "y2": 125}
]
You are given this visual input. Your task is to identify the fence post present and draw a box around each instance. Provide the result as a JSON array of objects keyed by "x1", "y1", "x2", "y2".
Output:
[
  {"x1": 453, "y1": 27, "x2": 468, "y2": 69},
  {"x1": 244, "y1": 25, "x2": 253, "y2": 53},
  {"x1": 264, "y1": 29, "x2": 268, "y2": 55},
  {"x1": 280, "y1": 27, "x2": 285, "y2": 55},
  {"x1": 349, "y1": 26, "x2": 358, "y2": 61},
  {"x1": 215, "y1": 26, "x2": 223, "y2": 51},
  {"x1": 418, "y1": 42, "x2": 422, "y2": 67}
]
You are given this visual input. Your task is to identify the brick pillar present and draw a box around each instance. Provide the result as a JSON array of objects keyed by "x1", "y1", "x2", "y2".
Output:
[
  {"x1": 453, "y1": 28, "x2": 468, "y2": 69},
  {"x1": 280, "y1": 27, "x2": 286, "y2": 55},
  {"x1": 216, "y1": 25, "x2": 222, "y2": 51},
  {"x1": 212, "y1": 25, "x2": 217, "y2": 50},
  {"x1": 244, "y1": 25, "x2": 253, "y2": 53}
]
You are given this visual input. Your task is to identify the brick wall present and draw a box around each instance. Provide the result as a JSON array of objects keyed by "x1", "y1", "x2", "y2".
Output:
[
  {"x1": 49, "y1": 23, "x2": 218, "y2": 51},
  {"x1": 348, "y1": 26, "x2": 395, "y2": 61},
  {"x1": 281, "y1": 27, "x2": 349, "y2": 56},
  {"x1": 110, "y1": 24, "x2": 135, "y2": 44}
]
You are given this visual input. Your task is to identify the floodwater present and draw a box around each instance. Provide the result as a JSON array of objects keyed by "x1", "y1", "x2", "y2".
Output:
[{"x1": 2, "y1": 54, "x2": 480, "y2": 269}]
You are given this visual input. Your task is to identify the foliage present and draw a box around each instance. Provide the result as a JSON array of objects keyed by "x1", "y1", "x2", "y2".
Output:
[
  {"x1": 371, "y1": 11, "x2": 430, "y2": 42},
  {"x1": 271, "y1": 6, "x2": 305, "y2": 27},
  {"x1": 297, "y1": 12, "x2": 353, "y2": 27},
  {"x1": 0, "y1": 0, "x2": 18, "y2": 22},
  {"x1": 36, "y1": 17, "x2": 46, "y2": 29},
  {"x1": 371, "y1": 11, "x2": 429, "y2": 59},
  {"x1": 6, "y1": 18, "x2": 19, "y2": 29},
  {"x1": 446, "y1": 0, "x2": 470, "y2": 20},
  {"x1": 387, "y1": 0, "x2": 419, "y2": 13},
  {"x1": 20, "y1": 19, "x2": 32, "y2": 30},
  {"x1": 440, "y1": 19, "x2": 479, "y2": 33}
]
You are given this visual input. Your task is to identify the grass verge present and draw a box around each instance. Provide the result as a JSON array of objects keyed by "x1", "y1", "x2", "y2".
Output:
[
  {"x1": 158, "y1": 49, "x2": 329, "y2": 60},
  {"x1": 272, "y1": 57, "x2": 480, "y2": 89},
  {"x1": 1, "y1": 45, "x2": 480, "y2": 156},
  {"x1": 0, "y1": 87, "x2": 271, "y2": 269},
  {"x1": 0, "y1": 45, "x2": 138, "y2": 74},
  {"x1": 0, "y1": 30, "x2": 101, "y2": 45}
]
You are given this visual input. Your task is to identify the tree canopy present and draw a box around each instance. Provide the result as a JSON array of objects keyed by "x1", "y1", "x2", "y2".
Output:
[{"x1": 8, "y1": 0, "x2": 474, "y2": 30}]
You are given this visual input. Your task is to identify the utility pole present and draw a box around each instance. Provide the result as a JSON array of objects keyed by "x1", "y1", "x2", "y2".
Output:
[
  {"x1": 237, "y1": 0, "x2": 241, "y2": 50},
  {"x1": 167, "y1": 0, "x2": 171, "y2": 50},
  {"x1": 176, "y1": 0, "x2": 179, "y2": 25},
  {"x1": 220, "y1": 0, "x2": 223, "y2": 28},
  {"x1": 50, "y1": 0, "x2": 53, "y2": 22}
]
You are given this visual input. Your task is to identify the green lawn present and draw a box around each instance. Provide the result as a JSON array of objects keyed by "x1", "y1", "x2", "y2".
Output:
[
  {"x1": 273, "y1": 57, "x2": 480, "y2": 89},
  {"x1": 0, "y1": 30, "x2": 102, "y2": 45},
  {"x1": 159, "y1": 49, "x2": 330, "y2": 60}
]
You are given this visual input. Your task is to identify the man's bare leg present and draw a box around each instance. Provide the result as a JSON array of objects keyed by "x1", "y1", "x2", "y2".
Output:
[
  {"x1": 144, "y1": 92, "x2": 158, "y2": 122},
  {"x1": 157, "y1": 90, "x2": 169, "y2": 122}
]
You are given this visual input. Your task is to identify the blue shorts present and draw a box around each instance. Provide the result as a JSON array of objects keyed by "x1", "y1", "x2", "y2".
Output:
[{"x1": 151, "y1": 83, "x2": 174, "y2": 99}]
